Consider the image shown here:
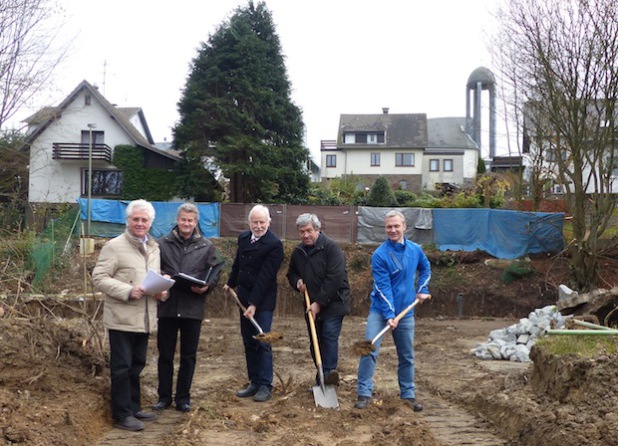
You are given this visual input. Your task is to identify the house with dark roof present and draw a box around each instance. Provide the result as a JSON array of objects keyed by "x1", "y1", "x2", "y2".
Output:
[
  {"x1": 22, "y1": 80, "x2": 179, "y2": 221},
  {"x1": 321, "y1": 109, "x2": 479, "y2": 191},
  {"x1": 424, "y1": 117, "x2": 479, "y2": 189},
  {"x1": 322, "y1": 109, "x2": 428, "y2": 190}
]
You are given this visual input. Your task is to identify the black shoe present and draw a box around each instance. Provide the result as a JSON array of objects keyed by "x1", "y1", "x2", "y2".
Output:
[
  {"x1": 354, "y1": 396, "x2": 371, "y2": 409},
  {"x1": 176, "y1": 402, "x2": 191, "y2": 413},
  {"x1": 151, "y1": 400, "x2": 171, "y2": 411},
  {"x1": 404, "y1": 398, "x2": 424, "y2": 412},
  {"x1": 236, "y1": 384, "x2": 259, "y2": 398},
  {"x1": 134, "y1": 410, "x2": 157, "y2": 421},
  {"x1": 253, "y1": 386, "x2": 272, "y2": 402},
  {"x1": 325, "y1": 370, "x2": 339, "y2": 386},
  {"x1": 114, "y1": 416, "x2": 144, "y2": 431}
]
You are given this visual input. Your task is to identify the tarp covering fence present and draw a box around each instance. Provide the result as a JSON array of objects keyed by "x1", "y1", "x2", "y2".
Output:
[{"x1": 77, "y1": 199, "x2": 564, "y2": 258}]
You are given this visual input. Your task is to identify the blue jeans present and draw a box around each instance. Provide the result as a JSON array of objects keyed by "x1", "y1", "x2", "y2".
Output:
[
  {"x1": 356, "y1": 311, "x2": 416, "y2": 399},
  {"x1": 306, "y1": 315, "x2": 344, "y2": 382},
  {"x1": 240, "y1": 310, "x2": 273, "y2": 389}
]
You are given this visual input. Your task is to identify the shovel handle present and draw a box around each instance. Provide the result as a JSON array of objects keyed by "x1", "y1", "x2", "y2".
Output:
[
  {"x1": 226, "y1": 287, "x2": 264, "y2": 335},
  {"x1": 370, "y1": 295, "x2": 431, "y2": 345},
  {"x1": 304, "y1": 289, "x2": 323, "y2": 369}
]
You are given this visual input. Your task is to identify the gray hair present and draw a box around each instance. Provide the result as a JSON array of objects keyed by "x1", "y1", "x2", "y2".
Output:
[
  {"x1": 248, "y1": 204, "x2": 271, "y2": 222},
  {"x1": 385, "y1": 209, "x2": 405, "y2": 224},
  {"x1": 126, "y1": 199, "x2": 155, "y2": 221},
  {"x1": 296, "y1": 213, "x2": 321, "y2": 230},
  {"x1": 177, "y1": 202, "x2": 199, "y2": 220}
]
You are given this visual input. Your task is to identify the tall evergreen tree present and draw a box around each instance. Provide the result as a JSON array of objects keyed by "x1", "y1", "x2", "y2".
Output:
[{"x1": 173, "y1": 1, "x2": 309, "y2": 203}]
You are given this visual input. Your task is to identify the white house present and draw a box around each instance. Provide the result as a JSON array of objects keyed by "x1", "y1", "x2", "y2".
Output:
[
  {"x1": 321, "y1": 109, "x2": 479, "y2": 192},
  {"x1": 23, "y1": 80, "x2": 179, "y2": 224},
  {"x1": 424, "y1": 117, "x2": 479, "y2": 189}
]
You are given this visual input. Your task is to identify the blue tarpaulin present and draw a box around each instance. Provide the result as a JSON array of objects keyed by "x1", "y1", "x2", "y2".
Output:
[
  {"x1": 432, "y1": 208, "x2": 565, "y2": 259},
  {"x1": 77, "y1": 198, "x2": 220, "y2": 238}
]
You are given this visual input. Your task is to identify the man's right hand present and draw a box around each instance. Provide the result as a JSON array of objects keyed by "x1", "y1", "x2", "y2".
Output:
[{"x1": 130, "y1": 285, "x2": 146, "y2": 300}]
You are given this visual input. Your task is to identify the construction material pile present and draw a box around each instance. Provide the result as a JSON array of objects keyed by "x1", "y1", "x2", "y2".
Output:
[{"x1": 470, "y1": 305, "x2": 567, "y2": 362}]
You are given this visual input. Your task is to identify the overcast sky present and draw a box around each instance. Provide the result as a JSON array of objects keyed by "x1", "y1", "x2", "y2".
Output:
[{"x1": 15, "y1": 0, "x2": 503, "y2": 162}]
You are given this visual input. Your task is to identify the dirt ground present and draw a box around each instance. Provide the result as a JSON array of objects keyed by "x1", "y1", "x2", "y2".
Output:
[{"x1": 2, "y1": 241, "x2": 618, "y2": 446}]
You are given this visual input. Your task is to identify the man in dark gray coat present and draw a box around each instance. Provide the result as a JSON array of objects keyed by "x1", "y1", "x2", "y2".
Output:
[
  {"x1": 153, "y1": 203, "x2": 220, "y2": 413},
  {"x1": 286, "y1": 213, "x2": 351, "y2": 386}
]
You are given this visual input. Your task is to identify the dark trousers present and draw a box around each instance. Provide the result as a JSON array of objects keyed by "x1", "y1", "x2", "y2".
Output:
[
  {"x1": 157, "y1": 317, "x2": 202, "y2": 405},
  {"x1": 240, "y1": 310, "x2": 273, "y2": 389},
  {"x1": 108, "y1": 329, "x2": 149, "y2": 420},
  {"x1": 306, "y1": 315, "x2": 344, "y2": 382}
]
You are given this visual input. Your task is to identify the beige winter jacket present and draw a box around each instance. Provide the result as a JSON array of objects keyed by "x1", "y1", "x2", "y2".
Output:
[{"x1": 92, "y1": 230, "x2": 160, "y2": 333}]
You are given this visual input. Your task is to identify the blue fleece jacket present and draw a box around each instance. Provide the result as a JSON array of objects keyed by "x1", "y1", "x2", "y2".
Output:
[{"x1": 369, "y1": 238, "x2": 431, "y2": 320}]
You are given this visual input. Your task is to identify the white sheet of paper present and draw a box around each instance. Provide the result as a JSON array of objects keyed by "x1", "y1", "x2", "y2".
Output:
[{"x1": 141, "y1": 268, "x2": 175, "y2": 294}]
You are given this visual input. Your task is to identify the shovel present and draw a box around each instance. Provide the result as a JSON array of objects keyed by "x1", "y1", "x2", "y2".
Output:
[
  {"x1": 354, "y1": 282, "x2": 432, "y2": 356},
  {"x1": 304, "y1": 289, "x2": 339, "y2": 409},
  {"x1": 225, "y1": 287, "x2": 283, "y2": 343}
]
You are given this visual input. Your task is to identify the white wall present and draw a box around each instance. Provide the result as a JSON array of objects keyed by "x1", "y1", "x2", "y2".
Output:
[{"x1": 28, "y1": 90, "x2": 135, "y2": 203}]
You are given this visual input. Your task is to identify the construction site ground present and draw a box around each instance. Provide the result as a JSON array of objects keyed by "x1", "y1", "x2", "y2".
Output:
[{"x1": 2, "y1": 241, "x2": 618, "y2": 446}]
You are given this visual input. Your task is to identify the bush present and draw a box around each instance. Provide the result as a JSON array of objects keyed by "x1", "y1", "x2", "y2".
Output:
[{"x1": 394, "y1": 190, "x2": 417, "y2": 206}]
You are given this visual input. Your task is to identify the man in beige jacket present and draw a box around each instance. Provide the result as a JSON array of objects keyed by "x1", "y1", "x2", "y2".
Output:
[{"x1": 92, "y1": 199, "x2": 168, "y2": 431}]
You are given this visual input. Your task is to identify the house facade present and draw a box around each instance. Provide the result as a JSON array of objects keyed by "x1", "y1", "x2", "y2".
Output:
[
  {"x1": 23, "y1": 80, "x2": 179, "y2": 225},
  {"x1": 321, "y1": 110, "x2": 479, "y2": 192}
]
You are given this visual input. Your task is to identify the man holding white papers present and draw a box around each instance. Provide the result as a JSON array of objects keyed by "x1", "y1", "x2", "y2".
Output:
[
  {"x1": 153, "y1": 203, "x2": 221, "y2": 413},
  {"x1": 92, "y1": 199, "x2": 167, "y2": 432}
]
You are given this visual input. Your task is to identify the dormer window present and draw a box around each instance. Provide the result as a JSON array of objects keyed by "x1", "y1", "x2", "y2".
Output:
[
  {"x1": 85, "y1": 94, "x2": 91, "y2": 106},
  {"x1": 343, "y1": 131, "x2": 385, "y2": 144}
]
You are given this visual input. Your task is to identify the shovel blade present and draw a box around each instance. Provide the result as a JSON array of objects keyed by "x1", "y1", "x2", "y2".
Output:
[{"x1": 312, "y1": 384, "x2": 339, "y2": 409}]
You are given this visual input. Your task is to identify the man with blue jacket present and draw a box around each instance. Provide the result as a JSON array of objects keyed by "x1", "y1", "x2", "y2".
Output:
[{"x1": 354, "y1": 210, "x2": 431, "y2": 411}]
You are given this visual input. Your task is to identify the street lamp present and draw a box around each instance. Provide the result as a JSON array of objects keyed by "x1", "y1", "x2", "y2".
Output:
[{"x1": 86, "y1": 123, "x2": 97, "y2": 238}]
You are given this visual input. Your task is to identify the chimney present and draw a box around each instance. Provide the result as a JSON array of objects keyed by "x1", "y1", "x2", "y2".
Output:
[{"x1": 382, "y1": 107, "x2": 389, "y2": 114}]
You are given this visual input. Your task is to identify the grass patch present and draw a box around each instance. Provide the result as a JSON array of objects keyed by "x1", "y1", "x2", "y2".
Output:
[{"x1": 536, "y1": 335, "x2": 618, "y2": 357}]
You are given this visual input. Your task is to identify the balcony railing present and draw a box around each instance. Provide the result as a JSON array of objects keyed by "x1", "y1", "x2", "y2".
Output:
[{"x1": 52, "y1": 143, "x2": 112, "y2": 163}]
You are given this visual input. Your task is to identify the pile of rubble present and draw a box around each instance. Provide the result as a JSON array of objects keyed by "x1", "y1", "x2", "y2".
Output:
[{"x1": 470, "y1": 305, "x2": 567, "y2": 362}]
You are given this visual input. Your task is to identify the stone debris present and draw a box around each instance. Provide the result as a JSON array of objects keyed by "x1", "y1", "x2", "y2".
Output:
[{"x1": 470, "y1": 305, "x2": 567, "y2": 362}]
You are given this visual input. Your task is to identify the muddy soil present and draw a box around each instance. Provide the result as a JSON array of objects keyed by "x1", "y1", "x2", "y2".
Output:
[
  {"x1": 2, "y1": 310, "x2": 618, "y2": 446},
  {"x1": 2, "y1": 241, "x2": 618, "y2": 445}
]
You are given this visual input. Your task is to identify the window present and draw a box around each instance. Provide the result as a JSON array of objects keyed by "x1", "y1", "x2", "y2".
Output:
[
  {"x1": 429, "y1": 159, "x2": 440, "y2": 171},
  {"x1": 342, "y1": 132, "x2": 385, "y2": 144},
  {"x1": 371, "y1": 153, "x2": 380, "y2": 166},
  {"x1": 444, "y1": 159, "x2": 453, "y2": 172},
  {"x1": 326, "y1": 154, "x2": 337, "y2": 167},
  {"x1": 342, "y1": 133, "x2": 355, "y2": 144},
  {"x1": 82, "y1": 170, "x2": 123, "y2": 196},
  {"x1": 395, "y1": 153, "x2": 414, "y2": 166},
  {"x1": 81, "y1": 130, "x2": 105, "y2": 145},
  {"x1": 85, "y1": 94, "x2": 91, "y2": 106},
  {"x1": 400, "y1": 180, "x2": 408, "y2": 190}
]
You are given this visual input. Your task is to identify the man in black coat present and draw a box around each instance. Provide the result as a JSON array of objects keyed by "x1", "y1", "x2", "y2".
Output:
[
  {"x1": 153, "y1": 203, "x2": 221, "y2": 413},
  {"x1": 224, "y1": 205, "x2": 284, "y2": 402},
  {"x1": 286, "y1": 213, "x2": 351, "y2": 386}
]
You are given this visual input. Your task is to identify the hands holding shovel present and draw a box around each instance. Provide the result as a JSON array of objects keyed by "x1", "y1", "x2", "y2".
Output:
[
  {"x1": 224, "y1": 285, "x2": 283, "y2": 343},
  {"x1": 353, "y1": 292, "x2": 431, "y2": 357}
]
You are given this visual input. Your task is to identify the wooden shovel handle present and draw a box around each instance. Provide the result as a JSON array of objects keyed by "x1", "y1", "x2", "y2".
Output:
[
  {"x1": 304, "y1": 289, "x2": 323, "y2": 367},
  {"x1": 371, "y1": 295, "x2": 432, "y2": 345}
]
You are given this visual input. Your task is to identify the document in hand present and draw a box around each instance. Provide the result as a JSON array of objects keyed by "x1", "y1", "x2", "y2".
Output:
[
  {"x1": 172, "y1": 261, "x2": 225, "y2": 291},
  {"x1": 142, "y1": 268, "x2": 175, "y2": 294},
  {"x1": 173, "y1": 272, "x2": 207, "y2": 288}
]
